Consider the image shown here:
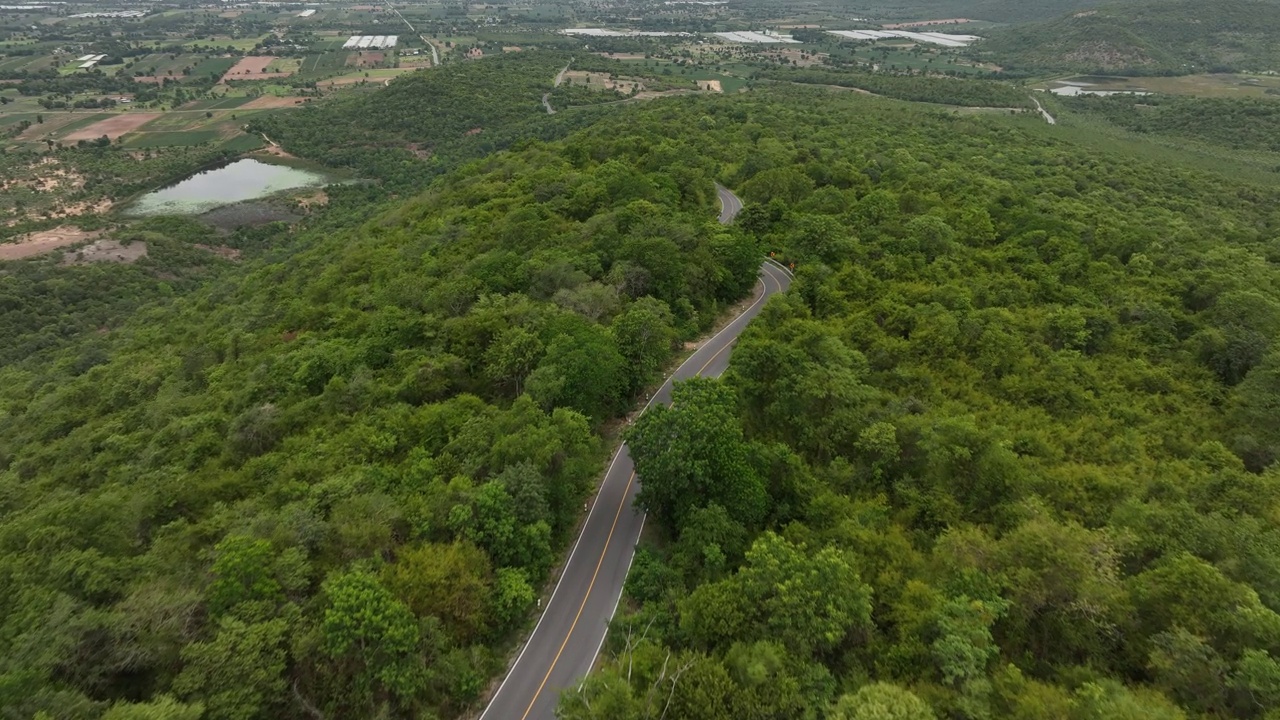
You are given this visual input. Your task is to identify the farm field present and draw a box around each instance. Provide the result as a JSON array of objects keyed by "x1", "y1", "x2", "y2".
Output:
[
  {"x1": 220, "y1": 56, "x2": 297, "y2": 82},
  {"x1": 316, "y1": 67, "x2": 417, "y2": 87},
  {"x1": 63, "y1": 113, "x2": 162, "y2": 141},
  {"x1": 178, "y1": 96, "x2": 255, "y2": 110},
  {"x1": 123, "y1": 130, "x2": 219, "y2": 147}
]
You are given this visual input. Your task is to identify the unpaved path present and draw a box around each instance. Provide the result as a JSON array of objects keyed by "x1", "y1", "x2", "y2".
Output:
[
  {"x1": 1031, "y1": 94, "x2": 1056, "y2": 125},
  {"x1": 543, "y1": 59, "x2": 574, "y2": 115}
]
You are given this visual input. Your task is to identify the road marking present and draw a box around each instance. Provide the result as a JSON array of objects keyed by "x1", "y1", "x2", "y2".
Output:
[
  {"x1": 520, "y1": 472, "x2": 637, "y2": 720},
  {"x1": 481, "y1": 263, "x2": 786, "y2": 720}
]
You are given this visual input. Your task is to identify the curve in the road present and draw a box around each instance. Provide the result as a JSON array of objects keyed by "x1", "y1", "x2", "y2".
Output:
[{"x1": 478, "y1": 186, "x2": 788, "y2": 720}]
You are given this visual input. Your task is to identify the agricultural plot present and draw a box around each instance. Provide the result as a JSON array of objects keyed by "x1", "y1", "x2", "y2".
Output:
[
  {"x1": 19, "y1": 112, "x2": 111, "y2": 141},
  {"x1": 0, "y1": 54, "x2": 55, "y2": 73},
  {"x1": 265, "y1": 58, "x2": 302, "y2": 74},
  {"x1": 296, "y1": 51, "x2": 349, "y2": 77},
  {"x1": 220, "y1": 56, "x2": 296, "y2": 82},
  {"x1": 128, "y1": 53, "x2": 207, "y2": 77},
  {"x1": 63, "y1": 113, "x2": 161, "y2": 141},
  {"x1": 219, "y1": 133, "x2": 266, "y2": 153},
  {"x1": 179, "y1": 96, "x2": 255, "y2": 110},
  {"x1": 124, "y1": 130, "x2": 218, "y2": 147},
  {"x1": 190, "y1": 56, "x2": 237, "y2": 79}
]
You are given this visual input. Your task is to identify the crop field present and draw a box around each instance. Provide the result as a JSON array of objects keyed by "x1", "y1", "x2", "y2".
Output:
[
  {"x1": 136, "y1": 112, "x2": 217, "y2": 132},
  {"x1": 21, "y1": 113, "x2": 112, "y2": 141},
  {"x1": 219, "y1": 133, "x2": 266, "y2": 152},
  {"x1": 124, "y1": 130, "x2": 218, "y2": 147},
  {"x1": 0, "y1": 54, "x2": 56, "y2": 73},
  {"x1": 128, "y1": 53, "x2": 207, "y2": 77},
  {"x1": 180, "y1": 96, "x2": 255, "y2": 110},
  {"x1": 266, "y1": 58, "x2": 302, "y2": 74},
  {"x1": 296, "y1": 51, "x2": 349, "y2": 76},
  {"x1": 191, "y1": 56, "x2": 238, "y2": 79},
  {"x1": 64, "y1": 113, "x2": 161, "y2": 141}
]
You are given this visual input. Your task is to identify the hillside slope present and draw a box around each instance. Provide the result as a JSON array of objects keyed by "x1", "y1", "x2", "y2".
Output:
[{"x1": 983, "y1": 0, "x2": 1280, "y2": 74}]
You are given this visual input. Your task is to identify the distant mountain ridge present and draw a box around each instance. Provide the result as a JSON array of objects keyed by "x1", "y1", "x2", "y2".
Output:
[{"x1": 981, "y1": 0, "x2": 1280, "y2": 74}]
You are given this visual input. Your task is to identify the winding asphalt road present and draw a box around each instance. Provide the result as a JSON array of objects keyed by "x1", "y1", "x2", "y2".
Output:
[{"x1": 477, "y1": 186, "x2": 791, "y2": 720}]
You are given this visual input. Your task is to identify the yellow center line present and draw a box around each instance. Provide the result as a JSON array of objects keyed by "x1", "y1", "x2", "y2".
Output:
[
  {"x1": 515, "y1": 267, "x2": 780, "y2": 718},
  {"x1": 520, "y1": 471, "x2": 637, "y2": 720}
]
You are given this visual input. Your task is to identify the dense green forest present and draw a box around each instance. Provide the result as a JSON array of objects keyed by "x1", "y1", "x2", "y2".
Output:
[
  {"x1": 1058, "y1": 94, "x2": 1280, "y2": 153},
  {"x1": 982, "y1": 0, "x2": 1280, "y2": 74},
  {"x1": 0, "y1": 101, "x2": 759, "y2": 718},
  {"x1": 754, "y1": 68, "x2": 1032, "y2": 109},
  {"x1": 8, "y1": 43, "x2": 1280, "y2": 720},
  {"x1": 252, "y1": 52, "x2": 612, "y2": 195},
  {"x1": 541, "y1": 88, "x2": 1280, "y2": 718}
]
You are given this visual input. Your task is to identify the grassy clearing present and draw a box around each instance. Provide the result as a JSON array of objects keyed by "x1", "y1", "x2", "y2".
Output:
[
  {"x1": 124, "y1": 130, "x2": 218, "y2": 147},
  {"x1": 182, "y1": 35, "x2": 268, "y2": 51}
]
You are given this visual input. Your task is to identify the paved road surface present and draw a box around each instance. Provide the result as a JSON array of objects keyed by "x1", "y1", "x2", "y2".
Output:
[
  {"x1": 477, "y1": 187, "x2": 790, "y2": 720},
  {"x1": 716, "y1": 182, "x2": 743, "y2": 224}
]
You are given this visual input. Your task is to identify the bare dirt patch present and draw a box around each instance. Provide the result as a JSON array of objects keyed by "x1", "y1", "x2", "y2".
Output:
[
  {"x1": 241, "y1": 95, "x2": 306, "y2": 110},
  {"x1": 697, "y1": 79, "x2": 723, "y2": 92},
  {"x1": 0, "y1": 226, "x2": 100, "y2": 261},
  {"x1": 593, "y1": 52, "x2": 647, "y2": 60},
  {"x1": 64, "y1": 113, "x2": 161, "y2": 141},
  {"x1": 221, "y1": 56, "x2": 295, "y2": 82},
  {"x1": 61, "y1": 238, "x2": 148, "y2": 265},
  {"x1": 347, "y1": 51, "x2": 384, "y2": 67}
]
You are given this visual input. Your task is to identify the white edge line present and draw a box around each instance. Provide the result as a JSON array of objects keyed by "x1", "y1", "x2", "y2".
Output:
[
  {"x1": 581, "y1": 264, "x2": 789, "y2": 685},
  {"x1": 480, "y1": 270, "x2": 771, "y2": 718}
]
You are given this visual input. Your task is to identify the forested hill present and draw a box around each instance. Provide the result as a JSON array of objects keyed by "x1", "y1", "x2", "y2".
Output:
[
  {"x1": 0, "y1": 115, "x2": 760, "y2": 718},
  {"x1": 981, "y1": 0, "x2": 1280, "y2": 74},
  {"x1": 8, "y1": 76, "x2": 1280, "y2": 719}
]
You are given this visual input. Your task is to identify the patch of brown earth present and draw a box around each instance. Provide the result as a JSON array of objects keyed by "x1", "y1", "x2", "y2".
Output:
[
  {"x1": 241, "y1": 95, "x2": 306, "y2": 109},
  {"x1": 61, "y1": 238, "x2": 148, "y2": 265},
  {"x1": 64, "y1": 113, "x2": 161, "y2": 141},
  {"x1": 348, "y1": 51, "x2": 384, "y2": 67},
  {"x1": 697, "y1": 79, "x2": 723, "y2": 92},
  {"x1": 0, "y1": 226, "x2": 100, "y2": 261},
  {"x1": 220, "y1": 56, "x2": 295, "y2": 83}
]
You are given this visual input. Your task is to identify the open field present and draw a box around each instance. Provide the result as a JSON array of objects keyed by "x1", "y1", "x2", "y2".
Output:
[
  {"x1": 0, "y1": 227, "x2": 100, "y2": 261},
  {"x1": 316, "y1": 67, "x2": 416, "y2": 87},
  {"x1": 64, "y1": 113, "x2": 161, "y2": 141},
  {"x1": 1037, "y1": 73, "x2": 1280, "y2": 98},
  {"x1": 220, "y1": 56, "x2": 296, "y2": 82},
  {"x1": 17, "y1": 113, "x2": 111, "y2": 141}
]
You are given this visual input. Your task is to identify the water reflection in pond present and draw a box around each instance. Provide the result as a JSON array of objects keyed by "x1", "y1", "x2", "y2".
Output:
[{"x1": 126, "y1": 158, "x2": 332, "y2": 216}]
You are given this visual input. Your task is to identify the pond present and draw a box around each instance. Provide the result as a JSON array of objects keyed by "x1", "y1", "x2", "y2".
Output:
[{"x1": 125, "y1": 158, "x2": 333, "y2": 216}]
